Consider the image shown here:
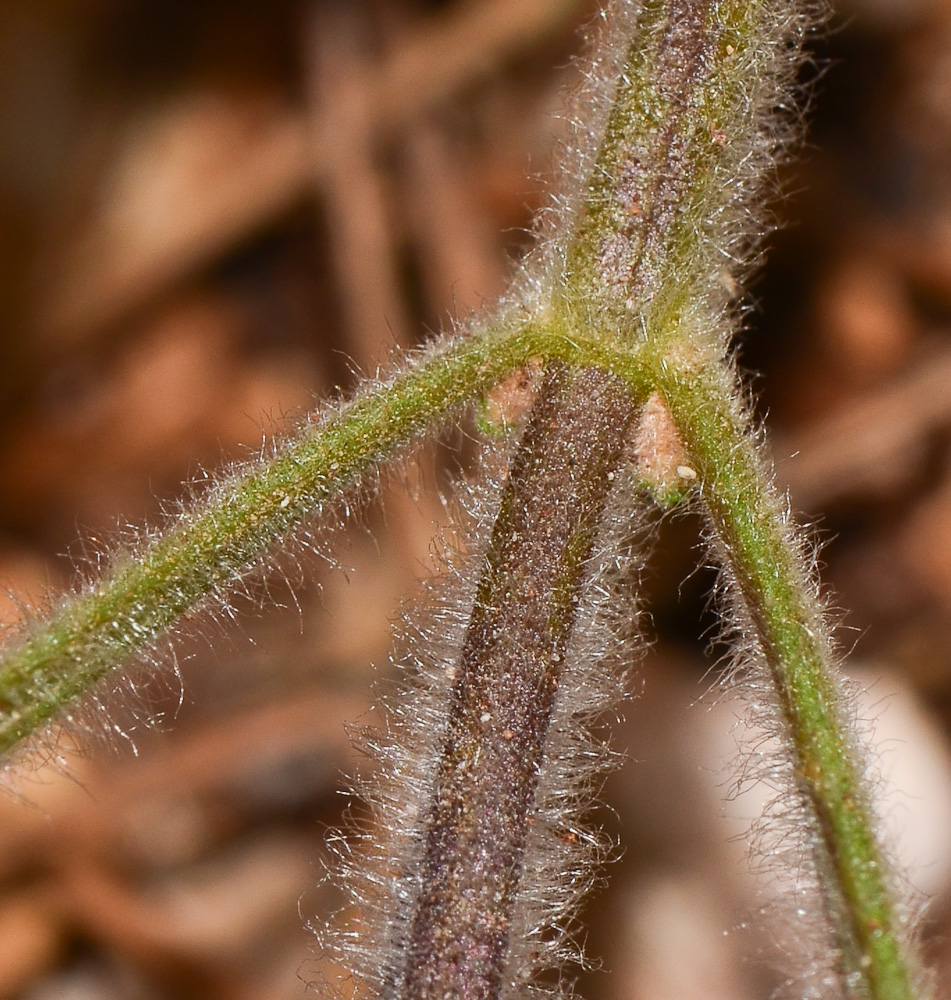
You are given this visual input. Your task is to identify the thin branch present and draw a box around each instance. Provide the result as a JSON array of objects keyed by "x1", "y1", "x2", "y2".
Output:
[
  {"x1": 0, "y1": 321, "x2": 652, "y2": 755},
  {"x1": 659, "y1": 358, "x2": 919, "y2": 1000}
]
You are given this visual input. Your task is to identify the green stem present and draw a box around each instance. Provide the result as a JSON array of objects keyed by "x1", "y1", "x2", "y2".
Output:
[
  {"x1": 0, "y1": 319, "x2": 654, "y2": 756},
  {"x1": 553, "y1": 0, "x2": 922, "y2": 989},
  {"x1": 657, "y1": 358, "x2": 918, "y2": 1000}
]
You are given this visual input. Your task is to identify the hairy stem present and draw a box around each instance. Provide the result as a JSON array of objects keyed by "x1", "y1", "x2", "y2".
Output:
[
  {"x1": 565, "y1": 0, "x2": 716, "y2": 314},
  {"x1": 395, "y1": 365, "x2": 637, "y2": 1000},
  {"x1": 0, "y1": 2, "x2": 925, "y2": 999},
  {"x1": 0, "y1": 319, "x2": 659, "y2": 756},
  {"x1": 658, "y1": 359, "x2": 918, "y2": 1000},
  {"x1": 559, "y1": 0, "x2": 920, "y2": 995},
  {"x1": 0, "y1": 326, "x2": 627, "y2": 755}
]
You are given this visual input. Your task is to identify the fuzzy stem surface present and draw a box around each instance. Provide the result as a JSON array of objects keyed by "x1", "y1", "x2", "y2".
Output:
[
  {"x1": 0, "y1": 326, "x2": 649, "y2": 756},
  {"x1": 658, "y1": 359, "x2": 918, "y2": 1000},
  {"x1": 396, "y1": 364, "x2": 636, "y2": 1000},
  {"x1": 0, "y1": 2, "x2": 925, "y2": 999},
  {"x1": 557, "y1": 0, "x2": 921, "y2": 994}
]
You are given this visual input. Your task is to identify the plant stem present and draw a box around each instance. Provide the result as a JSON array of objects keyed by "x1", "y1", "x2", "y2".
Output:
[
  {"x1": 0, "y1": 2, "x2": 925, "y2": 999},
  {"x1": 0, "y1": 328, "x2": 587, "y2": 752},
  {"x1": 657, "y1": 359, "x2": 918, "y2": 1000},
  {"x1": 557, "y1": 0, "x2": 920, "y2": 993},
  {"x1": 0, "y1": 319, "x2": 659, "y2": 756},
  {"x1": 393, "y1": 364, "x2": 637, "y2": 1000},
  {"x1": 557, "y1": 0, "x2": 789, "y2": 350}
]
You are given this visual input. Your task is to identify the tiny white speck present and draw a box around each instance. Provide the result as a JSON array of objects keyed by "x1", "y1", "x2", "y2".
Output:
[
  {"x1": 279, "y1": 495, "x2": 291, "y2": 508},
  {"x1": 480, "y1": 712, "x2": 492, "y2": 723},
  {"x1": 676, "y1": 465, "x2": 697, "y2": 480},
  {"x1": 606, "y1": 471, "x2": 615, "y2": 481}
]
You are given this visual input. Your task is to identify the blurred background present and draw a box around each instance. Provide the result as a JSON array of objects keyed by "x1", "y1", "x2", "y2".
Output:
[{"x1": 1, "y1": 0, "x2": 951, "y2": 998}]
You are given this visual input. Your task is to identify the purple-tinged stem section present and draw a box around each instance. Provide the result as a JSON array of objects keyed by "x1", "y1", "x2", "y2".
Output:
[{"x1": 395, "y1": 365, "x2": 636, "y2": 1000}]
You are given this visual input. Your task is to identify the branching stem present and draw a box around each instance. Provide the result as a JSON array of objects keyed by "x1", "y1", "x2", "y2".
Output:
[{"x1": 0, "y1": 2, "x2": 926, "y2": 1000}]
